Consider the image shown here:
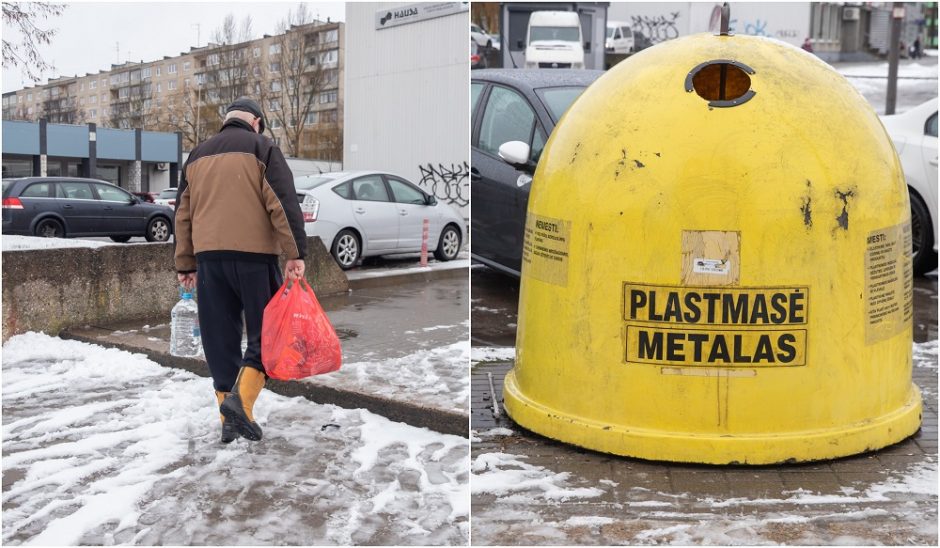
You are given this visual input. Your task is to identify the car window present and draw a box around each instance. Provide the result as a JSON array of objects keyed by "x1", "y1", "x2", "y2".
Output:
[
  {"x1": 606, "y1": 26, "x2": 615, "y2": 38},
  {"x1": 387, "y1": 177, "x2": 426, "y2": 205},
  {"x1": 531, "y1": 125, "x2": 548, "y2": 164},
  {"x1": 94, "y1": 183, "x2": 131, "y2": 202},
  {"x1": 2, "y1": 179, "x2": 15, "y2": 197},
  {"x1": 478, "y1": 85, "x2": 536, "y2": 156},
  {"x1": 295, "y1": 175, "x2": 337, "y2": 191},
  {"x1": 614, "y1": 28, "x2": 621, "y2": 39},
  {"x1": 159, "y1": 189, "x2": 177, "y2": 199},
  {"x1": 21, "y1": 182, "x2": 52, "y2": 198},
  {"x1": 471, "y1": 82, "x2": 485, "y2": 120},
  {"x1": 56, "y1": 181, "x2": 94, "y2": 200},
  {"x1": 332, "y1": 181, "x2": 353, "y2": 199},
  {"x1": 535, "y1": 86, "x2": 587, "y2": 124},
  {"x1": 927, "y1": 113, "x2": 938, "y2": 138},
  {"x1": 351, "y1": 175, "x2": 390, "y2": 202}
]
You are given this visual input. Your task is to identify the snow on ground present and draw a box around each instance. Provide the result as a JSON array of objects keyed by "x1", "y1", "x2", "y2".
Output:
[
  {"x1": 2, "y1": 333, "x2": 468, "y2": 545},
  {"x1": 345, "y1": 256, "x2": 470, "y2": 280},
  {"x1": 1, "y1": 235, "x2": 116, "y2": 251},
  {"x1": 310, "y1": 340, "x2": 470, "y2": 414},
  {"x1": 835, "y1": 59, "x2": 938, "y2": 114},
  {"x1": 471, "y1": 341, "x2": 938, "y2": 545},
  {"x1": 471, "y1": 346, "x2": 515, "y2": 365}
]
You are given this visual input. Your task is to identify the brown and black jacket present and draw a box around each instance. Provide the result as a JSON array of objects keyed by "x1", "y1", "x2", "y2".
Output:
[{"x1": 174, "y1": 118, "x2": 306, "y2": 273}]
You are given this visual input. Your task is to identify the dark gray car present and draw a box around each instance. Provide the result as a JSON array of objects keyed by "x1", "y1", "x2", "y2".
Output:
[
  {"x1": 2, "y1": 177, "x2": 174, "y2": 242},
  {"x1": 471, "y1": 69, "x2": 603, "y2": 276}
]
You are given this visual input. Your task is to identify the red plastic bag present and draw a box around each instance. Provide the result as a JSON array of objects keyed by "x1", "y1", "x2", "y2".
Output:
[{"x1": 261, "y1": 278, "x2": 342, "y2": 380}]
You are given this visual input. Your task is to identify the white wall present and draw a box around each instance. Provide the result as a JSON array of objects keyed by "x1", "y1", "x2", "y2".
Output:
[
  {"x1": 607, "y1": 2, "x2": 811, "y2": 49},
  {"x1": 344, "y1": 3, "x2": 470, "y2": 219}
]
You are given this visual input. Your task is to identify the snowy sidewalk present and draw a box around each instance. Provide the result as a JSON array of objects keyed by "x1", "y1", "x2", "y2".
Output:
[
  {"x1": 63, "y1": 276, "x2": 470, "y2": 436},
  {"x1": 2, "y1": 333, "x2": 469, "y2": 545},
  {"x1": 470, "y1": 341, "x2": 938, "y2": 545}
]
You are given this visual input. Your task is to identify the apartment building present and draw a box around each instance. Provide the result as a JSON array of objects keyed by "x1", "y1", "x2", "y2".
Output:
[{"x1": 2, "y1": 20, "x2": 344, "y2": 162}]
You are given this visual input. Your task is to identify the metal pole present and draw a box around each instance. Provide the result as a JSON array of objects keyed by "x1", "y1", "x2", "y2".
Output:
[
  {"x1": 720, "y1": 2, "x2": 731, "y2": 36},
  {"x1": 886, "y1": 2, "x2": 904, "y2": 115},
  {"x1": 488, "y1": 372, "x2": 501, "y2": 418}
]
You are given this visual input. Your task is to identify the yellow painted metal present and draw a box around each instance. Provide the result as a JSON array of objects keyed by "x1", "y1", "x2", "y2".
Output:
[{"x1": 505, "y1": 33, "x2": 922, "y2": 464}]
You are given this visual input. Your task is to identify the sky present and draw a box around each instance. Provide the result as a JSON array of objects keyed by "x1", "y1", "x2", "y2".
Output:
[{"x1": 2, "y1": 1, "x2": 346, "y2": 93}]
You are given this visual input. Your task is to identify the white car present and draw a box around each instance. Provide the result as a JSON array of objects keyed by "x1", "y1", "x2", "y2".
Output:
[
  {"x1": 294, "y1": 171, "x2": 465, "y2": 270},
  {"x1": 881, "y1": 98, "x2": 938, "y2": 275},
  {"x1": 153, "y1": 187, "x2": 178, "y2": 208},
  {"x1": 471, "y1": 23, "x2": 494, "y2": 49},
  {"x1": 606, "y1": 21, "x2": 635, "y2": 54}
]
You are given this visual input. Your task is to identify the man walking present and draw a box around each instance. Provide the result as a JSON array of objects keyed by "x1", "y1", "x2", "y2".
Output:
[{"x1": 174, "y1": 97, "x2": 307, "y2": 443}]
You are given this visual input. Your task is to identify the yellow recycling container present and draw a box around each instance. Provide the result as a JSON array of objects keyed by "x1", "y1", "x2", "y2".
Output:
[{"x1": 505, "y1": 32, "x2": 922, "y2": 465}]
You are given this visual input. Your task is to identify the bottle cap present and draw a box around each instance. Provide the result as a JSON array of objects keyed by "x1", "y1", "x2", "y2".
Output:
[{"x1": 179, "y1": 286, "x2": 194, "y2": 299}]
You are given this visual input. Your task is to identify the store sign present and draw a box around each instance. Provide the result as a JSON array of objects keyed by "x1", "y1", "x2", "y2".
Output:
[{"x1": 375, "y1": 2, "x2": 468, "y2": 30}]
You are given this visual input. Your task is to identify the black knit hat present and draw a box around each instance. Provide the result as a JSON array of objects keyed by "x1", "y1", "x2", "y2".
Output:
[{"x1": 226, "y1": 97, "x2": 265, "y2": 133}]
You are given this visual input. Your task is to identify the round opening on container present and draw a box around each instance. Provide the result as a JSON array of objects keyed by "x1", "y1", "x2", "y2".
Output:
[{"x1": 685, "y1": 60, "x2": 756, "y2": 107}]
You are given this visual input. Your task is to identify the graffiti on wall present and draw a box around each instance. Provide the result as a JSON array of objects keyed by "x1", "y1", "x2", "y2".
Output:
[
  {"x1": 730, "y1": 18, "x2": 800, "y2": 40},
  {"x1": 418, "y1": 162, "x2": 469, "y2": 209},
  {"x1": 631, "y1": 12, "x2": 681, "y2": 43}
]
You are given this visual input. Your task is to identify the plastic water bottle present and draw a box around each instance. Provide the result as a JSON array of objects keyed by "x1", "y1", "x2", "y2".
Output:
[{"x1": 170, "y1": 287, "x2": 202, "y2": 357}]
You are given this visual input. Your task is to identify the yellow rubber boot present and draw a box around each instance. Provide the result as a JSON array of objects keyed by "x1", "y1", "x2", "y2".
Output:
[
  {"x1": 220, "y1": 367, "x2": 266, "y2": 441},
  {"x1": 214, "y1": 391, "x2": 237, "y2": 444}
]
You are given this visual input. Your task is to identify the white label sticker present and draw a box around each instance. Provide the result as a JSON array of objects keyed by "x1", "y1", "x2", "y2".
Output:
[{"x1": 692, "y1": 258, "x2": 731, "y2": 275}]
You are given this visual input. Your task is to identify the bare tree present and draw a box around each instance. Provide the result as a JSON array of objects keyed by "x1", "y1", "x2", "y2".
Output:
[
  {"x1": 2, "y1": 3, "x2": 66, "y2": 82},
  {"x1": 267, "y1": 4, "x2": 330, "y2": 157}
]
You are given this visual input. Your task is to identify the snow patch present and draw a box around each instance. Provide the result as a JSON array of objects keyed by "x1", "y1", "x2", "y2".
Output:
[{"x1": 471, "y1": 346, "x2": 515, "y2": 364}]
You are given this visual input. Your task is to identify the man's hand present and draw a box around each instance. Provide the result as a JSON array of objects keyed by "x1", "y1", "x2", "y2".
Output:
[
  {"x1": 285, "y1": 259, "x2": 305, "y2": 280},
  {"x1": 178, "y1": 272, "x2": 197, "y2": 289}
]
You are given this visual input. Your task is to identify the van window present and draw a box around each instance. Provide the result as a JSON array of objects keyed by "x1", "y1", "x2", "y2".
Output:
[{"x1": 530, "y1": 26, "x2": 580, "y2": 42}]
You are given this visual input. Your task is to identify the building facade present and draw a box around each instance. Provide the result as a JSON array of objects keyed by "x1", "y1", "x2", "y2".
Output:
[
  {"x1": 2, "y1": 20, "x2": 344, "y2": 164},
  {"x1": 344, "y1": 2, "x2": 469, "y2": 219}
]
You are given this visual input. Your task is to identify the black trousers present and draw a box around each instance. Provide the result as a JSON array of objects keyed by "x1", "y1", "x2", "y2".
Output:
[{"x1": 196, "y1": 258, "x2": 283, "y2": 392}]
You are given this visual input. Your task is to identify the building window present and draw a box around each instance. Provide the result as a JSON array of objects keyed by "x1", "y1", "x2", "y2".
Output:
[
  {"x1": 90, "y1": 95, "x2": 97, "y2": 104},
  {"x1": 253, "y1": 46, "x2": 261, "y2": 58},
  {"x1": 27, "y1": 92, "x2": 32, "y2": 101},
  {"x1": 79, "y1": 82, "x2": 84, "y2": 91},
  {"x1": 270, "y1": 80, "x2": 281, "y2": 92},
  {"x1": 142, "y1": 67, "x2": 151, "y2": 79},
  {"x1": 168, "y1": 81, "x2": 177, "y2": 90},
  {"x1": 156, "y1": 67, "x2": 161, "y2": 77},
  {"x1": 168, "y1": 64, "x2": 177, "y2": 74},
  {"x1": 27, "y1": 107, "x2": 33, "y2": 115},
  {"x1": 91, "y1": 80, "x2": 97, "y2": 89},
  {"x1": 269, "y1": 99, "x2": 281, "y2": 111},
  {"x1": 270, "y1": 118, "x2": 282, "y2": 129},
  {"x1": 90, "y1": 109, "x2": 97, "y2": 118},
  {"x1": 320, "y1": 29, "x2": 338, "y2": 44},
  {"x1": 319, "y1": 49, "x2": 338, "y2": 65},
  {"x1": 101, "y1": 94, "x2": 106, "y2": 102},
  {"x1": 320, "y1": 90, "x2": 337, "y2": 104},
  {"x1": 119, "y1": 87, "x2": 129, "y2": 99},
  {"x1": 321, "y1": 110, "x2": 337, "y2": 123},
  {"x1": 207, "y1": 54, "x2": 219, "y2": 66},
  {"x1": 288, "y1": 116, "x2": 295, "y2": 127},
  {"x1": 269, "y1": 43, "x2": 281, "y2": 55},
  {"x1": 270, "y1": 62, "x2": 281, "y2": 73},
  {"x1": 156, "y1": 83, "x2": 162, "y2": 93},
  {"x1": 184, "y1": 61, "x2": 192, "y2": 71},
  {"x1": 305, "y1": 111, "x2": 318, "y2": 124}
]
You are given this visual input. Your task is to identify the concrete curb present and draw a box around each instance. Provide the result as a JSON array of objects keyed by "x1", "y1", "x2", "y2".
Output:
[
  {"x1": 60, "y1": 327, "x2": 469, "y2": 438},
  {"x1": 347, "y1": 263, "x2": 468, "y2": 290}
]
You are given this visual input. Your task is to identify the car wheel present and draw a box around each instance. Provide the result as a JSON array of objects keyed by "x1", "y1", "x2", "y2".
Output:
[
  {"x1": 110, "y1": 236, "x2": 132, "y2": 243},
  {"x1": 145, "y1": 217, "x2": 172, "y2": 242},
  {"x1": 434, "y1": 224, "x2": 461, "y2": 261},
  {"x1": 34, "y1": 218, "x2": 65, "y2": 238},
  {"x1": 331, "y1": 229, "x2": 361, "y2": 270},
  {"x1": 910, "y1": 191, "x2": 937, "y2": 276}
]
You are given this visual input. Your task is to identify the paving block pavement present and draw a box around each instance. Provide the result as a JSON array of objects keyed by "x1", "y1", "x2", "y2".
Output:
[{"x1": 470, "y1": 351, "x2": 938, "y2": 545}]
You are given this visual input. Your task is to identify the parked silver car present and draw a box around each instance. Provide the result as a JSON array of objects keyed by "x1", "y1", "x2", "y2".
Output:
[{"x1": 294, "y1": 171, "x2": 465, "y2": 269}]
